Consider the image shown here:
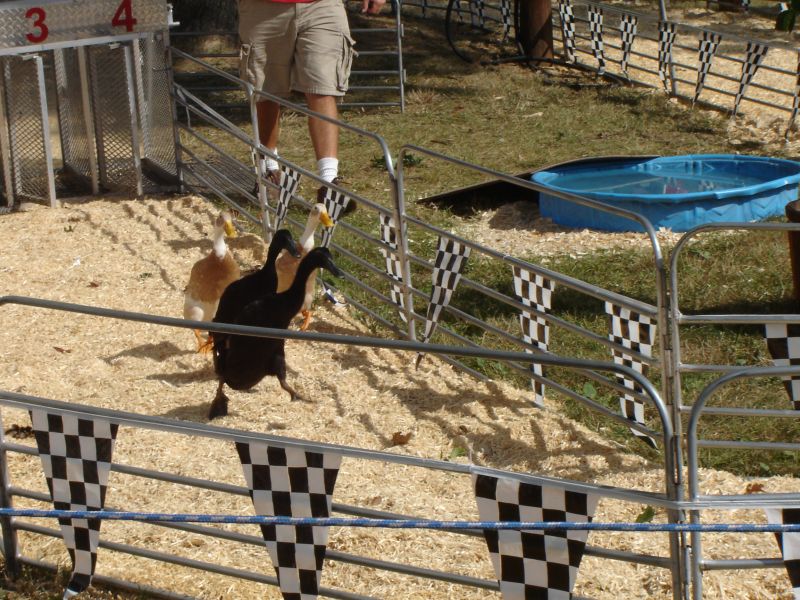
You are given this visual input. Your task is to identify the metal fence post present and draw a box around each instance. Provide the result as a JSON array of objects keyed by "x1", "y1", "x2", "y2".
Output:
[
  {"x1": 0, "y1": 412, "x2": 19, "y2": 579},
  {"x1": 394, "y1": 149, "x2": 417, "y2": 341}
]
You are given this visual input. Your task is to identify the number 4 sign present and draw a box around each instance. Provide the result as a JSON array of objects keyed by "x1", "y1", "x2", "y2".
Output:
[{"x1": 112, "y1": 0, "x2": 138, "y2": 32}]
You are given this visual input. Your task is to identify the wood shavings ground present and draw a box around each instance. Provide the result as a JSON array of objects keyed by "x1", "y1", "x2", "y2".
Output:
[{"x1": 0, "y1": 195, "x2": 795, "y2": 599}]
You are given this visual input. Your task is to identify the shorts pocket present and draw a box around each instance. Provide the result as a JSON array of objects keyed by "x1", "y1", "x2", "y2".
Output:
[
  {"x1": 239, "y1": 43, "x2": 253, "y2": 83},
  {"x1": 336, "y1": 34, "x2": 356, "y2": 92}
]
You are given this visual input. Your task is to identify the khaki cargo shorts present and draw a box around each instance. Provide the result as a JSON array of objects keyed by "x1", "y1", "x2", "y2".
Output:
[{"x1": 238, "y1": 0, "x2": 355, "y2": 98}]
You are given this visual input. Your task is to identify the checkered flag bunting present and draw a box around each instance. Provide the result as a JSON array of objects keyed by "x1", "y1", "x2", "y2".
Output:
[
  {"x1": 558, "y1": 0, "x2": 576, "y2": 63},
  {"x1": 318, "y1": 184, "x2": 353, "y2": 249},
  {"x1": 605, "y1": 302, "x2": 658, "y2": 448},
  {"x1": 764, "y1": 323, "x2": 800, "y2": 409},
  {"x1": 415, "y1": 236, "x2": 471, "y2": 368},
  {"x1": 236, "y1": 442, "x2": 342, "y2": 600},
  {"x1": 658, "y1": 21, "x2": 677, "y2": 92},
  {"x1": 379, "y1": 213, "x2": 408, "y2": 323},
  {"x1": 512, "y1": 266, "x2": 555, "y2": 408},
  {"x1": 475, "y1": 0, "x2": 486, "y2": 27},
  {"x1": 765, "y1": 508, "x2": 800, "y2": 599},
  {"x1": 786, "y1": 52, "x2": 800, "y2": 138},
  {"x1": 29, "y1": 410, "x2": 119, "y2": 598},
  {"x1": 500, "y1": 0, "x2": 512, "y2": 40},
  {"x1": 619, "y1": 13, "x2": 638, "y2": 77},
  {"x1": 274, "y1": 166, "x2": 302, "y2": 230},
  {"x1": 733, "y1": 41, "x2": 768, "y2": 117},
  {"x1": 694, "y1": 31, "x2": 722, "y2": 105},
  {"x1": 472, "y1": 469, "x2": 599, "y2": 600},
  {"x1": 588, "y1": 4, "x2": 606, "y2": 74}
]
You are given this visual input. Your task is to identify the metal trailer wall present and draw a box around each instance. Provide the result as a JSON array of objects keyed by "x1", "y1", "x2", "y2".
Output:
[{"x1": 0, "y1": 0, "x2": 178, "y2": 207}]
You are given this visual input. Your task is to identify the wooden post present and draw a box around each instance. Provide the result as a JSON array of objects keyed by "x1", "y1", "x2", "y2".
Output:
[{"x1": 518, "y1": 0, "x2": 554, "y2": 60}]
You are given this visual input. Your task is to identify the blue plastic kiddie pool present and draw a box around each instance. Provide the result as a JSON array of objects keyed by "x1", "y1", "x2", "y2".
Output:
[{"x1": 531, "y1": 154, "x2": 800, "y2": 232}]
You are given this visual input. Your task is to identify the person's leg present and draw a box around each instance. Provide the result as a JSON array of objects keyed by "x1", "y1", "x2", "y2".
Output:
[
  {"x1": 257, "y1": 100, "x2": 282, "y2": 182},
  {"x1": 239, "y1": 0, "x2": 295, "y2": 185},
  {"x1": 305, "y1": 93, "x2": 339, "y2": 182},
  {"x1": 294, "y1": 0, "x2": 353, "y2": 184}
]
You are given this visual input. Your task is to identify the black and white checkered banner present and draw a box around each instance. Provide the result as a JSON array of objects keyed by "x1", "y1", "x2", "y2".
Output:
[
  {"x1": 500, "y1": 0, "x2": 512, "y2": 40},
  {"x1": 605, "y1": 302, "x2": 657, "y2": 448},
  {"x1": 558, "y1": 0, "x2": 576, "y2": 63},
  {"x1": 764, "y1": 323, "x2": 800, "y2": 409},
  {"x1": 765, "y1": 507, "x2": 800, "y2": 599},
  {"x1": 475, "y1": 0, "x2": 486, "y2": 28},
  {"x1": 694, "y1": 30, "x2": 722, "y2": 105},
  {"x1": 379, "y1": 213, "x2": 407, "y2": 323},
  {"x1": 236, "y1": 442, "x2": 342, "y2": 600},
  {"x1": 619, "y1": 13, "x2": 638, "y2": 78},
  {"x1": 415, "y1": 236, "x2": 471, "y2": 368},
  {"x1": 512, "y1": 266, "x2": 555, "y2": 408},
  {"x1": 588, "y1": 4, "x2": 605, "y2": 74},
  {"x1": 29, "y1": 410, "x2": 119, "y2": 598},
  {"x1": 787, "y1": 52, "x2": 800, "y2": 137},
  {"x1": 274, "y1": 166, "x2": 302, "y2": 231},
  {"x1": 472, "y1": 469, "x2": 599, "y2": 600},
  {"x1": 319, "y1": 186, "x2": 353, "y2": 249},
  {"x1": 657, "y1": 21, "x2": 677, "y2": 93},
  {"x1": 733, "y1": 41, "x2": 768, "y2": 117}
]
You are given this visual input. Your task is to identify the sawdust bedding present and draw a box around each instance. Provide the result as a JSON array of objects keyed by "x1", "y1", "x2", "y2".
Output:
[{"x1": 0, "y1": 194, "x2": 797, "y2": 600}]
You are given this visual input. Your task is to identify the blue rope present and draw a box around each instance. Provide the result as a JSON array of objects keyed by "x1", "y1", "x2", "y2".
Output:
[{"x1": 1, "y1": 508, "x2": 799, "y2": 532}]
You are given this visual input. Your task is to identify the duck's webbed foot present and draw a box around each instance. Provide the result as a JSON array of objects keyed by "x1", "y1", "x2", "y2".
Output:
[
  {"x1": 208, "y1": 381, "x2": 230, "y2": 419},
  {"x1": 278, "y1": 376, "x2": 303, "y2": 402}
]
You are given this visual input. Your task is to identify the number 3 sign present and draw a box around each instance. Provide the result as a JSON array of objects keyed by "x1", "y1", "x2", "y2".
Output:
[{"x1": 0, "y1": 0, "x2": 168, "y2": 51}]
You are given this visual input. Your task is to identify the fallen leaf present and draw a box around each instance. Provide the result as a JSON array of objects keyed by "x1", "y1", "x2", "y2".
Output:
[
  {"x1": 635, "y1": 506, "x2": 656, "y2": 523},
  {"x1": 745, "y1": 482, "x2": 765, "y2": 494},
  {"x1": 88, "y1": 281, "x2": 101, "y2": 288},
  {"x1": 53, "y1": 347, "x2": 71, "y2": 354},
  {"x1": 391, "y1": 431, "x2": 412, "y2": 446}
]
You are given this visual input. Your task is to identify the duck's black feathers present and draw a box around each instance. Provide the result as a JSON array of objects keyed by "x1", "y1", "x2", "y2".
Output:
[{"x1": 209, "y1": 247, "x2": 342, "y2": 418}]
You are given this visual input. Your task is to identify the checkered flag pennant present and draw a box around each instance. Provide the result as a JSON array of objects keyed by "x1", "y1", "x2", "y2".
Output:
[
  {"x1": 379, "y1": 213, "x2": 407, "y2": 323},
  {"x1": 787, "y1": 52, "x2": 800, "y2": 137},
  {"x1": 658, "y1": 21, "x2": 677, "y2": 92},
  {"x1": 236, "y1": 442, "x2": 342, "y2": 600},
  {"x1": 588, "y1": 4, "x2": 606, "y2": 74},
  {"x1": 319, "y1": 186, "x2": 353, "y2": 249},
  {"x1": 500, "y1": 0, "x2": 512, "y2": 40},
  {"x1": 472, "y1": 469, "x2": 599, "y2": 599},
  {"x1": 693, "y1": 30, "x2": 721, "y2": 105},
  {"x1": 619, "y1": 13, "x2": 638, "y2": 77},
  {"x1": 274, "y1": 166, "x2": 302, "y2": 230},
  {"x1": 415, "y1": 236, "x2": 471, "y2": 367},
  {"x1": 475, "y1": 0, "x2": 486, "y2": 27},
  {"x1": 733, "y1": 42, "x2": 768, "y2": 117},
  {"x1": 765, "y1": 508, "x2": 800, "y2": 599},
  {"x1": 764, "y1": 323, "x2": 800, "y2": 409},
  {"x1": 29, "y1": 410, "x2": 119, "y2": 598},
  {"x1": 512, "y1": 266, "x2": 555, "y2": 408},
  {"x1": 605, "y1": 302, "x2": 658, "y2": 448},
  {"x1": 558, "y1": 0, "x2": 576, "y2": 63}
]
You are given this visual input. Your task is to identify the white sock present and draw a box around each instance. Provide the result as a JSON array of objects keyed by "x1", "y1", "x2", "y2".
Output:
[
  {"x1": 317, "y1": 157, "x2": 339, "y2": 183},
  {"x1": 263, "y1": 148, "x2": 279, "y2": 172}
]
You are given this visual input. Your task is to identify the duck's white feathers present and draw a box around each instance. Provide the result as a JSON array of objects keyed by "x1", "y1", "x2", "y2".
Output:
[
  {"x1": 275, "y1": 204, "x2": 332, "y2": 312},
  {"x1": 184, "y1": 212, "x2": 240, "y2": 323}
]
